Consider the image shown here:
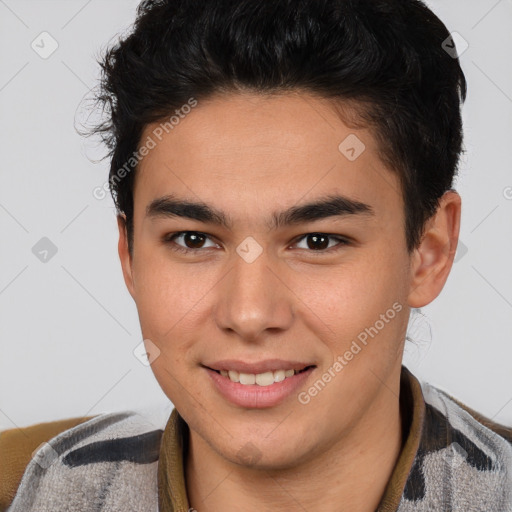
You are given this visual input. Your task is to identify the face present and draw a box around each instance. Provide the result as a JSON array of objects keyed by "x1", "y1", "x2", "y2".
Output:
[{"x1": 117, "y1": 92, "x2": 451, "y2": 469}]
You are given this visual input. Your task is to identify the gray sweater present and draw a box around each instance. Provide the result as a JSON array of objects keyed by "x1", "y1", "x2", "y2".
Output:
[{"x1": 6, "y1": 367, "x2": 512, "y2": 511}]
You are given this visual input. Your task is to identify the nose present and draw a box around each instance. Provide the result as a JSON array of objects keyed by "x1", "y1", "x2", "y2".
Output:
[{"x1": 213, "y1": 247, "x2": 294, "y2": 342}]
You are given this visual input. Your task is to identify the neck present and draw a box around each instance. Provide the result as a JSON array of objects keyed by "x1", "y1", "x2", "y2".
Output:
[{"x1": 185, "y1": 372, "x2": 404, "y2": 512}]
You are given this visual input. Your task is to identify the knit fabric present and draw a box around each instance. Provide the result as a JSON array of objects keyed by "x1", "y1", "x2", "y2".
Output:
[
  {"x1": 396, "y1": 380, "x2": 512, "y2": 510},
  {"x1": 0, "y1": 416, "x2": 96, "y2": 510},
  {"x1": 5, "y1": 367, "x2": 512, "y2": 511},
  {"x1": 5, "y1": 405, "x2": 173, "y2": 512}
]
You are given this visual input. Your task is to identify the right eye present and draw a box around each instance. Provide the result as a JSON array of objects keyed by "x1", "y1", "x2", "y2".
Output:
[{"x1": 163, "y1": 231, "x2": 220, "y2": 254}]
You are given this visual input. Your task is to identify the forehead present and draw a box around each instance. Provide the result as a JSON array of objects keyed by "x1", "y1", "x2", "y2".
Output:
[{"x1": 134, "y1": 92, "x2": 403, "y2": 228}]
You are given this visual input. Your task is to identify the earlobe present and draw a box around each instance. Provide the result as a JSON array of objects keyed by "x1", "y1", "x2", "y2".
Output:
[
  {"x1": 407, "y1": 190, "x2": 462, "y2": 308},
  {"x1": 117, "y1": 214, "x2": 136, "y2": 299}
]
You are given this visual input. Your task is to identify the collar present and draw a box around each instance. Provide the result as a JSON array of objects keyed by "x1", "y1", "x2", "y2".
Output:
[{"x1": 157, "y1": 365, "x2": 426, "y2": 512}]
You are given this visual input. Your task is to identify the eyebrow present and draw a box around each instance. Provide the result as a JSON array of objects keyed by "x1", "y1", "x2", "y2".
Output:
[{"x1": 145, "y1": 193, "x2": 375, "y2": 230}]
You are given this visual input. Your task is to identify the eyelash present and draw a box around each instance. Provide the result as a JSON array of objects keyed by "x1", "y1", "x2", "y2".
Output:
[{"x1": 163, "y1": 231, "x2": 351, "y2": 255}]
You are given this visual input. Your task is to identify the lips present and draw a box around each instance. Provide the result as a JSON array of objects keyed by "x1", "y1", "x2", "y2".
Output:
[
  {"x1": 202, "y1": 359, "x2": 317, "y2": 408},
  {"x1": 204, "y1": 359, "x2": 314, "y2": 375},
  {"x1": 204, "y1": 365, "x2": 316, "y2": 409}
]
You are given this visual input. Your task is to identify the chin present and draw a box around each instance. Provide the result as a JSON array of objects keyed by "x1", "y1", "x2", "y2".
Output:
[{"x1": 216, "y1": 428, "x2": 316, "y2": 471}]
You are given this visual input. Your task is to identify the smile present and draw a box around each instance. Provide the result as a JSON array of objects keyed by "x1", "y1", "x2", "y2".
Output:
[
  {"x1": 216, "y1": 368, "x2": 312, "y2": 386},
  {"x1": 203, "y1": 360, "x2": 317, "y2": 408}
]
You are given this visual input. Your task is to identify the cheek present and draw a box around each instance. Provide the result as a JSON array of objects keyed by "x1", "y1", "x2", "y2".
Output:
[
  {"x1": 132, "y1": 249, "x2": 205, "y2": 335},
  {"x1": 292, "y1": 251, "x2": 408, "y2": 353},
  {"x1": 299, "y1": 250, "x2": 404, "y2": 316},
  {"x1": 132, "y1": 254, "x2": 201, "y2": 400},
  {"x1": 130, "y1": 251, "x2": 219, "y2": 394}
]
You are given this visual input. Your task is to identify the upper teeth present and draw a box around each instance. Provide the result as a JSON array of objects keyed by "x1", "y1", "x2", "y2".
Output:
[{"x1": 220, "y1": 369, "x2": 297, "y2": 386}]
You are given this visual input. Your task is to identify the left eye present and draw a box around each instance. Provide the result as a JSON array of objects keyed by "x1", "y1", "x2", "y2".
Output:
[{"x1": 292, "y1": 233, "x2": 349, "y2": 252}]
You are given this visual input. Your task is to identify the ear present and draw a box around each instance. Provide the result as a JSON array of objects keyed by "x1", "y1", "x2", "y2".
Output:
[
  {"x1": 117, "y1": 214, "x2": 136, "y2": 299},
  {"x1": 407, "y1": 190, "x2": 462, "y2": 308}
]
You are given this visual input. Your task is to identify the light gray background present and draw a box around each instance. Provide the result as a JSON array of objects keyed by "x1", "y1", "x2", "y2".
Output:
[{"x1": 0, "y1": 0, "x2": 511, "y2": 430}]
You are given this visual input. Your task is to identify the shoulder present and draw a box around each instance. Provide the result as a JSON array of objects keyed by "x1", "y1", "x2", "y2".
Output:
[
  {"x1": 420, "y1": 379, "x2": 512, "y2": 446},
  {"x1": 448, "y1": 395, "x2": 512, "y2": 443},
  {"x1": 396, "y1": 374, "x2": 512, "y2": 511},
  {"x1": 1, "y1": 403, "x2": 172, "y2": 512},
  {"x1": 0, "y1": 416, "x2": 97, "y2": 511},
  {"x1": 409, "y1": 379, "x2": 512, "y2": 507}
]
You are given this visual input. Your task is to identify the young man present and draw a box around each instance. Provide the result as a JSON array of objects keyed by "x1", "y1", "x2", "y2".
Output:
[{"x1": 2, "y1": 0, "x2": 511, "y2": 511}]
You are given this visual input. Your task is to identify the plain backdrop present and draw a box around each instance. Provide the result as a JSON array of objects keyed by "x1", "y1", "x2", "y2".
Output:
[{"x1": 0, "y1": 0, "x2": 511, "y2": 430}]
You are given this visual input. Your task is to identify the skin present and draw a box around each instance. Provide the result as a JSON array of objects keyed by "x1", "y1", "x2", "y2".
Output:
[{"x1": 117, "y1": 91, "x2": 461, "y2": 512}]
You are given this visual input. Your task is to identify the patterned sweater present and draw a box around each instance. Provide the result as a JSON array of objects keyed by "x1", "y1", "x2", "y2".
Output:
[{"x1": 1, "y1": 366, "x2": 511, "y2": 511}]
